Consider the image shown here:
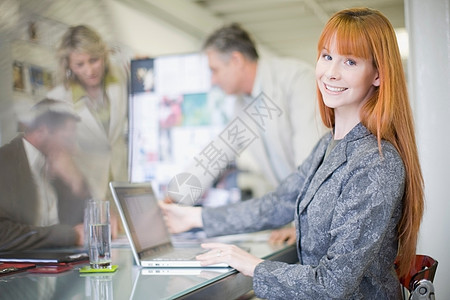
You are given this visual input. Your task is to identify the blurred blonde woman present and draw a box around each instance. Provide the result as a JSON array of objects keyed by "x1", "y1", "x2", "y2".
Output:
[{"x1": 47, "y1": 25, "x2": 128, "y2": 202}]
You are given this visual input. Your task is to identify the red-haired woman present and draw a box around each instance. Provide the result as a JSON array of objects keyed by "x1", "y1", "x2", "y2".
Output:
[{"x1": 161, "y1": 7, "x2": 423, "y2": 299}]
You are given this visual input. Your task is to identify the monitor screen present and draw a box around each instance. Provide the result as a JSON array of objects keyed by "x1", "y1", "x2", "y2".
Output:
[{"x1": 128, "y1": 53, "x2": 233, "y2": 197}]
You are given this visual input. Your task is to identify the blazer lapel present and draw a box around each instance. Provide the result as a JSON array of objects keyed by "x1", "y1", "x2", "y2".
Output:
[
  {"x1": 12, "y1": 137, "x2": 39, "y2": 223},
  {"x1": 296, "y1": 137, "x2": 348, "y2": 215},
  {"x1": 107, "y1": 84, "x2": 125, "y2": 141},
  {"x1": 296, "y1": 123, "x2": 371, "y2": 215},
  {"x1": 74, "y1": 101, "x2": 109, "y2": 144},
  {"x1": 294, "y1": 135, "x2": 328, "y2": 213}
]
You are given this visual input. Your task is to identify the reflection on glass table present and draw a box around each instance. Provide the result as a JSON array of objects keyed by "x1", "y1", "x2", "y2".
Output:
[{"x1": 0, "y1": 233, "x2": 296, "y2": 300}]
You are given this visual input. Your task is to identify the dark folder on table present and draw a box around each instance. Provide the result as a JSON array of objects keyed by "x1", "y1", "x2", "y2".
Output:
[{"x1": 0, "y1": 250, "x2": 88, "y2": 264}]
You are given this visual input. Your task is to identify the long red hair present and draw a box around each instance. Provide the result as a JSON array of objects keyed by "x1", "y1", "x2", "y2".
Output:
[{"x1": 316, "y1": 7, "x2": 424, "y2": 278}]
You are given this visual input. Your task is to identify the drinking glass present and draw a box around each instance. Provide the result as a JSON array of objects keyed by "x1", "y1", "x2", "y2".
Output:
[{"x1": 86, "y1": 200, "x2": 112, "y2": 269}]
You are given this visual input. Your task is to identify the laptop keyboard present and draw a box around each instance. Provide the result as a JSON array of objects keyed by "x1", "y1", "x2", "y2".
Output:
[{"x1": 152, "y1": 248, "x2": 206, "y2": 261}]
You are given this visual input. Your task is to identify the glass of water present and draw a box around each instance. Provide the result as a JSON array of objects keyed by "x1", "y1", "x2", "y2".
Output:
[{"x1": 86, "y1": 200, "x2": 112, "y2": 269}]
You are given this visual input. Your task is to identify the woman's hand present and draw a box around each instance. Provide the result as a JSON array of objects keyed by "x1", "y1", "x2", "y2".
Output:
[
  {"x1": 196, "y1": 243, "x2": 263, "y2": 277},
  {"x1": 159, "y1": 202, "x2": 203, "y2": 234},
  {"x1": 269, "y1": 227, "x2": 296, "y2": 245}
]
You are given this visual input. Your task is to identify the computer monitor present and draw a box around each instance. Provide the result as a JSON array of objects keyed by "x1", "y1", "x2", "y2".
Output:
[{"x1": 128, "y1": 53, "x2": 233, "y2": 197}]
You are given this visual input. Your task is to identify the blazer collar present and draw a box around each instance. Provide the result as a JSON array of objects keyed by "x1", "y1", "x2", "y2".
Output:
[{"x1": 297, "y1": 123, "x2": 372, "y2": 214}]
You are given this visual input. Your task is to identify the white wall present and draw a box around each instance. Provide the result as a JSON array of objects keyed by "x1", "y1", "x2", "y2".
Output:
[
  {"x1": 405, "y1": 0, "x2": 450, "y2": 297},
  {"x1": 108, "y1": 0, "x2": 204, "y2": 57}
]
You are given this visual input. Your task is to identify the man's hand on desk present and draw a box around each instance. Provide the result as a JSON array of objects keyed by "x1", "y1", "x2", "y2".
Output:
[
  {"x1": 159, "y1": 202, "x2": 203, "y2": 234},
  {"x1": 73, "y1": 223, "x2": 84, "y2": 246},
  {"x1": 269, "y1": 227, "x2": 296, "y2": 245},
  {"x1": 73, "y1": 214, "x2": 119, "y2": 247},
  {"x1": 111, "y1": 213, "x2": 119, "y2": 240},
  {"x1": 196, "y1": 243, "x2": 263, "y2": 277},
  {"x1": 163, "y1": 196, "x2": 174, "y2": 203}
]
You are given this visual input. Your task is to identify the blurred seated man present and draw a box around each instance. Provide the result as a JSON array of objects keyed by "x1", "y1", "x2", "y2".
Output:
[{"x1": 0, "y1": 99, "x2": 90, "y2": 251}]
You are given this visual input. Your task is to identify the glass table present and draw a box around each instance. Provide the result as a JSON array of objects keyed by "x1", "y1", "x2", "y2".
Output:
[{"x1": 0, "y1": 231, "x2": 298, "y2": 300}]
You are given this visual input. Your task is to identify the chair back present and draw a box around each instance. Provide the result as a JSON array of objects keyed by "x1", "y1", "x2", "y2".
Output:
[{"x1": 396, "y1": 255, "x2": 438, "y2": 300}]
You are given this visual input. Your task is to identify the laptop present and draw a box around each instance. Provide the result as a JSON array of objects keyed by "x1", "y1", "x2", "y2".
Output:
[{"x1": 109, "y1": 181, "x2": 228, "y2": 268}]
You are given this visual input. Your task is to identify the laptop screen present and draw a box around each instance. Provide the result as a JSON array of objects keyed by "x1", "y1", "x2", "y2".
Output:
[{"x1": 112, "y1": 183, "x2": 172, "y2": 253}]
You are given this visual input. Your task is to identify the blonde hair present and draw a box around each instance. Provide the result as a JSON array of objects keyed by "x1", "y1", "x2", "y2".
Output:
[
  {"x1": 316, "y1": 7, "x2": 424, "y2": 278},
  {"x1": 56, "y1": 25, "x2": 110, "y2": 87}
]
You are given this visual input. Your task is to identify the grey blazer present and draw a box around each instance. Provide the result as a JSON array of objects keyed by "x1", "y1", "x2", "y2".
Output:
[{"x1": 203, "y1": 123, "x2": 404, "y2": 299}]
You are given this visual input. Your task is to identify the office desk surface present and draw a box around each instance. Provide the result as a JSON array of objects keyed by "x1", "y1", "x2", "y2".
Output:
[{"x1": 0, "y1": 233, "x2": 298, "y2": 300}]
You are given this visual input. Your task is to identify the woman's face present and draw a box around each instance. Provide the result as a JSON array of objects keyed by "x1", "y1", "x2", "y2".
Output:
[
  {"x1": 315, "y1": 36, "x2": 380, "y2": 120},
  {"x1": 68, "y1": 51, "x2": 105, "y2": 90}
]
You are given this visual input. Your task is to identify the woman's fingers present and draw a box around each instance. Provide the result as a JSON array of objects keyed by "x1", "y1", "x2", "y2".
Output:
[{"x1": 197, "y1": 243, "x2": 263, "y2": 277}]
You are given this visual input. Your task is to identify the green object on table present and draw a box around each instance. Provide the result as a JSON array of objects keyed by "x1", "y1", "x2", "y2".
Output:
[{"x1": 79, "y1": 265, "x2": 118, "y2": 273}]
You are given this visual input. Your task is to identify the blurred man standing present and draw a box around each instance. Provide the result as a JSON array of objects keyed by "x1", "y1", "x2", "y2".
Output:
[
  {"x1": 196, "y1": 24, "x2": 325, "y2": 244},
  {"x1": 203, "y1": 23, "x2": 324, "y2": 193}
]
